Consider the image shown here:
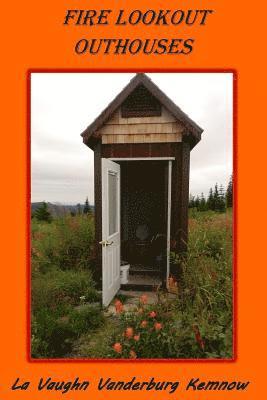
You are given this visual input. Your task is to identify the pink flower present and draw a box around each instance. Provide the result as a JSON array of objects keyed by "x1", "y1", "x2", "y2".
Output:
[
  {"x1": 149, "y1": 311, "x2": 157, "y2": 318},
  {"x1": 125, "y1": 327, "x2": 134, "y2": 338},
  {"x1": 134, "y1": 334, "x2": 140, "y2": 341},
  {"x1": 113, "y1": 343, "x2": 122, "y2": 353},
  {"x1": 154, "y1": 322, "x2": 162, "y2": 331}
]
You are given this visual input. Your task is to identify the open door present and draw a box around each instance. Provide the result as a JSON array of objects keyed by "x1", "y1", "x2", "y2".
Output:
[{"x1": 101, "y1": 158, "x2": 121, "y2": 306}]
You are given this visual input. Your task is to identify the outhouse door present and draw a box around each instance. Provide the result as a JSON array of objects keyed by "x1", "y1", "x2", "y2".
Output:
[{"x1": 101, "y1": 158, "x2": 121, "y2": 306}]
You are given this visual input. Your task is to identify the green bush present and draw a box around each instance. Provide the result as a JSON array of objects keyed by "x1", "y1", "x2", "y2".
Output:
[
  {"x1": 69, "y1": 305, "x2": 104, "y2": 336},
  {"x1": 31, "y1": 269, "x2": 100, "y2": 313},
  {"x1": 31, "y1": 214, "x2": 95, "y2": 273},
  {"x1": 104, "y1": 295, "x2": 209, "y2": 359},
  {"x1": 31, "y1": 268, "x2": 102, "y2": 358},
  {"x1": 31, "y1": 312, "x2": 76, "y2": 358},
  {"x1": 170, "y1": 210, "x2": 233, "y2": 358}
]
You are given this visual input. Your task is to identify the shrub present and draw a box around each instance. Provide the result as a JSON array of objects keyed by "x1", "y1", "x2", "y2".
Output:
[
  {"x1": 31, "y1": 312, "x2": 76, "y2": 358},
  {"x1": 31, "y1": 214, "x2": 95, "y2": 273},
  {"x1": 31, "y1": 269, "x2": 102, "y2": 358},
  {"x1": 170, "y1": 210, "x2": 233, "y2": 358},
  {"x1": 109, "y1": 298, "x2": 181, "y2": 359},
  {"x1": 69, "y1": 305, "x2": 104, "y2": 336},
  {"x1": 31, "y1": 269, "x2": 100, "y2": 314}
]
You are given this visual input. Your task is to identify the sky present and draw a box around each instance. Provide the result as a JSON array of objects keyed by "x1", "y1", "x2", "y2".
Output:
[{"x1": 31, "y1": 72, "x2": 233, "y2": 205}]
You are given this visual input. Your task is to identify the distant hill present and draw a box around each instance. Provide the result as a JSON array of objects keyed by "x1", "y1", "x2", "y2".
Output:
[{"x1": 31, "y1": 202, "x2": 94, "y2": 217}]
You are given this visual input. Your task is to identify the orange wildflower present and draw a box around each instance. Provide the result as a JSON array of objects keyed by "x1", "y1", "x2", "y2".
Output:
[
  {"x1": 113, "y1": 343, "x2": 122, "y2": 353},
  {"x1": 168, "y1": 276, "x2": 174, "y2": 286},
  {"x1": 140, "y1": 294, "x2": 148, "y2": 304},
  {"x1": 193, "y1": 324, "x2": 205, "y2": 350},
  {"x1": 133, "y1": 334, "x2": 140, "y2": 341},
  {"x1": 125, "y1": 327, "x2": 134, "y2": 338},
  {"x1": 141, "y1": 320, "x2": 148, "y2": 328},
  {"x1": 149, "y1": 311, "x2": 157, "y2": 318},
  {"x1": 129, "y1": 350, "x2": 137, "y2": 359},
  {"x1": 154, "y1": 322, "x2": 162, "y2": 331},
  {"x1": 114, "y1": 299, "x2": 123, "y2": 313}
]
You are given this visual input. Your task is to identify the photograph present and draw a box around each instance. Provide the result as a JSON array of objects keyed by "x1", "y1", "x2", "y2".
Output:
[{"x1": 30, "y1": 71, "x2": 233, "y2": 360}]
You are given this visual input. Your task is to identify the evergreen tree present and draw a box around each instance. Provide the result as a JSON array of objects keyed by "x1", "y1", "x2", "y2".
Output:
[
  {"x1": 76, "y1": 203, "x2": 81, "y2": 215},
  {"x1": 213, "y1": 183, "x2": 220, "y2": 211},
  {"x1": 194, "y1": 195, "x2": 200, "y2": 209},
  {"x1": 34, "y1": 202, "x2": 52, "y2": 223},
  {"x1": 189, "y1": 194, "x2": 195, "y2": 208},
  {"x1": 226, "y1": 175, "x2": 233, "y2": 208},
  {"x1": 207, "y1": 188, "x2": 214, "y2": 210},
  {"x1": 218, "y1": 184, "x2": 226, "y2": 212},
  {"x1": 199, "y1": 192, "x2": 207, "y2": 211},
  {"x1": 83, "y1": 197, "x2": 91, "y2": 215}
]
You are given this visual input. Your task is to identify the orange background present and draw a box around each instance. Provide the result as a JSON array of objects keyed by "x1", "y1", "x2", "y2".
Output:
[{"x1": 1, "y1": 0, "x2": 266, "y2": 399}]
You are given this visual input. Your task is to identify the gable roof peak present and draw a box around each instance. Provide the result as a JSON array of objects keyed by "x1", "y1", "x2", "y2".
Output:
[{"x1": 81, "y1": 73, "x2": 203, "y2": 149}]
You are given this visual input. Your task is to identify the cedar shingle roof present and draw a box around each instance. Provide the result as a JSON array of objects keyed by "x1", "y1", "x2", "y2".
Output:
[{"x1": 81, "y1": 73, "x2": 203, "y2": 149}]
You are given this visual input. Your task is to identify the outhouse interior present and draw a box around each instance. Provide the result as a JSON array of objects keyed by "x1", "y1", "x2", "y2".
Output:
[
  {"x1": 119, "y1": 160, "x2": 169, "y2": 277},
  {"x1": 81, "y1": 73, "x2": 203, "y2": 297}
]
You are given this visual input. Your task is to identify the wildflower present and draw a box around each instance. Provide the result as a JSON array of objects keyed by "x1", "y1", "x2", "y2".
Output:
[
  {"x1": 154, "y1": 322, "x2": 162, "y2": 331},
  {"x1": 125, "y1": 327, "x2": 134, "y2": 338},
  {"x1": 141, "y1": 320, "x2": 148, "y2": 328},
  {"x1": 79, "y1": 295, "x2": 86, "y2": 303},
  {"x1": 169, "y1": 276, "x2": 174, "y2": 286},
  {"x1": 140, "y1": 294, "x2": 148, "y2": 304},
  {"x1": 129, "y1": 350, "x2": 137, "y2": 359},
  {"x1": 113, "y1": 343, "x2": 122, "y2": 353},
  {"x1": 115, "y1": 299, "x2": 123, "y2": 313},
  {"x1": 193, "y1": 324, "x2": 205, "y2": 350},
  {"x1": 149, "y1": 311, "x2": 157, "y2": 318},
  {"x1": 133, "y1": 334, "x2": 140, "y2": 341}
]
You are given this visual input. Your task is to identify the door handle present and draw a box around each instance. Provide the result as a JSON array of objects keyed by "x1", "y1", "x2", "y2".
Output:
[{"x1": 99, "y1": 240, "x2": 114, "y2": 247}]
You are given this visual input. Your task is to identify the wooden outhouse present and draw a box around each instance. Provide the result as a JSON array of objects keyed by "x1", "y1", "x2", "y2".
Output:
[{"x1": 81, "y1": 73, "x2": 203, "y2": 306}]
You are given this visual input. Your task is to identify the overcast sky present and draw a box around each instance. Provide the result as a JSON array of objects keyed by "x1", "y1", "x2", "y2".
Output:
[{"x1": 31, "y1": 72, "x2": 233, "y2": 205}]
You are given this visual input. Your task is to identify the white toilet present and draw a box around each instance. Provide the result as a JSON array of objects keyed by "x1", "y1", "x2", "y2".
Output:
[{"x1": 120, "y1": 262, "x2": 130, "y2": 284}]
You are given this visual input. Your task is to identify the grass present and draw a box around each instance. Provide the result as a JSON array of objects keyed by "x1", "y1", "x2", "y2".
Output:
[
  {"x1": 31, "y1": 214, "x2": 103, "y2": 358},
  {"x1": 31, "y1": 209, "x2": 232, "y2": 359},
  {"x1": 73, "y1": 209, "x2": 233, "y2": 359}
]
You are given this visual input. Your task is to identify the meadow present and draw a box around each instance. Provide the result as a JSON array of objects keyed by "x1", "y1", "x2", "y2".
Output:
[{"x1": 31, "y1": 209, "x2": 232, "y2": 359}]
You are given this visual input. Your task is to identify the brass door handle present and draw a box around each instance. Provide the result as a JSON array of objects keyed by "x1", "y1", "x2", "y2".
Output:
[{"x1": 99, "y1": 240, "x2": 114, "y2": 247}]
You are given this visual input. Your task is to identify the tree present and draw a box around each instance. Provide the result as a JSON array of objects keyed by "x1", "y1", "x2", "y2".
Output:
[
  {"x1": 213, "y1": 183, "x2": 220, "y2": 211},
  {"x1": 226, "y1": 175, "x2": 233, "y2": 208},
  {"x1": 83, "y1": 197, "x2": 91, "y2": 215},
  {"x1": 207, "y1": 188, "x2": 214, "y2": 210},
  {"x1": 34, "y1": 202, "x2": 52, "y2": 223},
  {"x1": 218, "y1": 184, "x2": 226, "y2": 212},
  {"x1": 198, "y1": 192, "x2": 207, "y2": 211},
  {"x1": 189, "y1": 194, "x2": 195, "y2": 208},
  {"x1": 194, "y1": 195, "x2": 200, "y2": 209}
]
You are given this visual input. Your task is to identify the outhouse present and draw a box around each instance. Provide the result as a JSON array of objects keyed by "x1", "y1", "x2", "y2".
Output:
[{"x1": 81, "y1": 73, "x2": 203, "y2": 306}]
